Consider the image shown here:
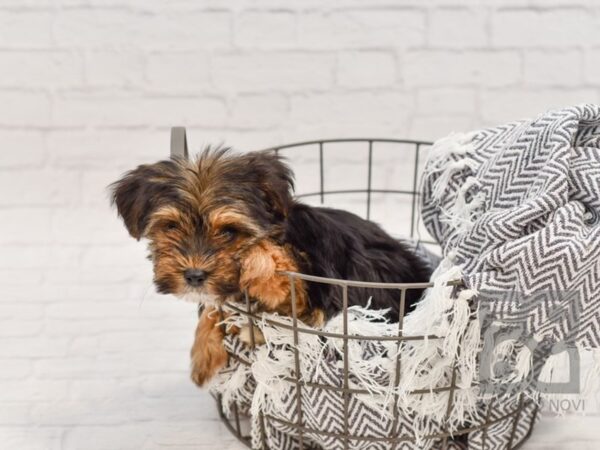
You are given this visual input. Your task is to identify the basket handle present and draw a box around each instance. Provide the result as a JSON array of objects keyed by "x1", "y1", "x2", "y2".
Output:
[{"x1": 170, "y1": 126, "x2": 189, "y2": 159}]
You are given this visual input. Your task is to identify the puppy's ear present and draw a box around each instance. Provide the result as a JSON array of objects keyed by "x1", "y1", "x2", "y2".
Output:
[
  {"x1": 110, "y1": 160, "x2": 179, "y2": 240},
  {"x1": 243, "y1": 151, "x2": 295, "y2": 218}
]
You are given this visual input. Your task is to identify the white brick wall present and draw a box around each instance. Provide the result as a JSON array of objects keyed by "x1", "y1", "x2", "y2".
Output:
[{"x1": 1, "y1": 1, "x2": 600, "y2": 449}]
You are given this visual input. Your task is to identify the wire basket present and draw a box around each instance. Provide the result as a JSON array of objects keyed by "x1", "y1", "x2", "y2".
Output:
[{"x1": 169, "y1": 132, "x2": 539, "y2": 450}]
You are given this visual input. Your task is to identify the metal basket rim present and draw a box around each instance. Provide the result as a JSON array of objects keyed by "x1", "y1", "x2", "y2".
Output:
[
  {"x1": 275, "y1": 270, "x2": 462, "y2": 289},
  {"x1": 256, "y1": 137, "x2": 434, "y2": 152}
]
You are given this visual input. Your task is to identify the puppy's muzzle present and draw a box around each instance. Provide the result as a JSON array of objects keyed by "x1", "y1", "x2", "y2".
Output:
[{"x1": 184, "y1": 269, "x2": 207, "y2": 287}]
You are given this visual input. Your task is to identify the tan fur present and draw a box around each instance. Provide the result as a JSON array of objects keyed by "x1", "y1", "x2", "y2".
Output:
[
  {"x1": 238, "y1": 324, "x2": 266, "y2": 346},
  {"x1": 208, "y1": 206, "x2": 262, "y2": 237},
  {"x1": 190, "y1": 306, "x2": 228, "y2": 387},
  {"x1": 239, "y1": 239, "x2": 323, "y2": 325},
  {"x1": 309, "y1": 308, "x2": 325, "y2": 328}
]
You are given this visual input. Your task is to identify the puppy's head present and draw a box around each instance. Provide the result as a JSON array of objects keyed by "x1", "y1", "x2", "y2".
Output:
[{"x1": 110, "y1": 148, "x2": 294, "y2": 302}]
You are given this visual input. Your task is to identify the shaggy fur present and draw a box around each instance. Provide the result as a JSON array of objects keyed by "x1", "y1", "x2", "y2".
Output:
[{"x1": 111, "y1": 149, "x2": 432, "y2": 386}]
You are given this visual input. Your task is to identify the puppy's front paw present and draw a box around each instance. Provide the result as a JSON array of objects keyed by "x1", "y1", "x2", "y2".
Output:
[
  {"x1": 190, "y1": 351, "x2": 227, "y2": 387},
  {"x1": 191, "y1": 359, "x2": 210, "y2": 387},
  {"x1": 190, "y1": 307, "x2": 228, "y2": 387},
  {"x1": 238, "y1": 324, "x2": 265, "y2": 347}
]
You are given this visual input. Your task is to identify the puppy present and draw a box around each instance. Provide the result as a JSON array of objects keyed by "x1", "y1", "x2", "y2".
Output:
[{"x1": 111, "y1": 149, "x2": 432, "y2": 386}]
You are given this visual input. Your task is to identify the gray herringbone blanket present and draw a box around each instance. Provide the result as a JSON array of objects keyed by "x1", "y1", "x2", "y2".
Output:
[{"x1": 422, "y1": 104, "x2": 600, "y2": 350}]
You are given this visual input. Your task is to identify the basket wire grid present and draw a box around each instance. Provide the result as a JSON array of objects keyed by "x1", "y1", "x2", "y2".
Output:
[{"x1": 169, "y1": 132, "x2": 538, "y2": 450}]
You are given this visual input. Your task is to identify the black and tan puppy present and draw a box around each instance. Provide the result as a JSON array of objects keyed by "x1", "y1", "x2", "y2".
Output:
[{"x1": 111, "y1": 149, "x2": 432, "y2": 386}]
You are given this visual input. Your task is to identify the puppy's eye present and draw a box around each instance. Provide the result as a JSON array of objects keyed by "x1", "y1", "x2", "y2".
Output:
[
  {"x1": 219, "y1": 226, "x2": 238, "y2": 241},
  {"x1": 165, "y1": 221, "x2": 178, "y2": 231}
]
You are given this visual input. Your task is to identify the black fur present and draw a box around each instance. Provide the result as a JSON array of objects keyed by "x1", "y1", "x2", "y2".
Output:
[
  {"x1": 110, "y1": 160, "x2": 180, "y2": 240},
  {"x1": 283, "y1": 204, "x2": 432, "y2": 321}
]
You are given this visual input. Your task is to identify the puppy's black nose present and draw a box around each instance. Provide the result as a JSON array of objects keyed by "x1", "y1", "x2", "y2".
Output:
[{"x1": 184, "y1": 269, "x2": 207, "y2": 287}]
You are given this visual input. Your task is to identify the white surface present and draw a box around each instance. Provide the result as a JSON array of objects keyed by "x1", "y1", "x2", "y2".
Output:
[{"x1": 1, "y1": 0, "x2": 600, "y2": 448}]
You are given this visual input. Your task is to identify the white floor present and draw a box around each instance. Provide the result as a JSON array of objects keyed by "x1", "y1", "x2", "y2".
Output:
[
  {"x1": 3, "y1": 386, "x2": 599, "y2": 450},
  {"x1": 519, "y1": 416, "x2": 600, "y2": 450},
  {"x1": 1, "y1": 287, "x2": 598, "y2": 449}
]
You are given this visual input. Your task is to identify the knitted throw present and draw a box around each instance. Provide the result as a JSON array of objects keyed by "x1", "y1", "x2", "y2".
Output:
[
  {"x1": 421, "y1": 104, "x2": 600, "y2": 406},
  {"x1": 422, "y1": 104, "x2": 600, "y2": 350}
]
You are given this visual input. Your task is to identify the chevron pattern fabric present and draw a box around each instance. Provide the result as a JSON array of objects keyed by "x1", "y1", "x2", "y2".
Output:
[
  {"x1": 215, "y1": 329, "x2": 535, "y2": 450},
  {"x1": 468, "y1": 397, "x2": 537, "y2": 450},
  {"x1": 215, "y1": 332, "x2": 466, "y2": 450},
  {"x1": 421, "y1": 104, "x2": 600, "y2": 349}
]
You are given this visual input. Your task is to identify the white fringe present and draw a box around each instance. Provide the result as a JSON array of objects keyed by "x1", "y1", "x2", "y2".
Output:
[
  {"x1": 211, "y1": 261, "x2": 481, "y2": 444},
  {"x1": 439, "y1": 176, "x2": 486, "y2": 234},
  {"x1": 425, "y1": 132, "x2": 477, "y2": 202}
]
